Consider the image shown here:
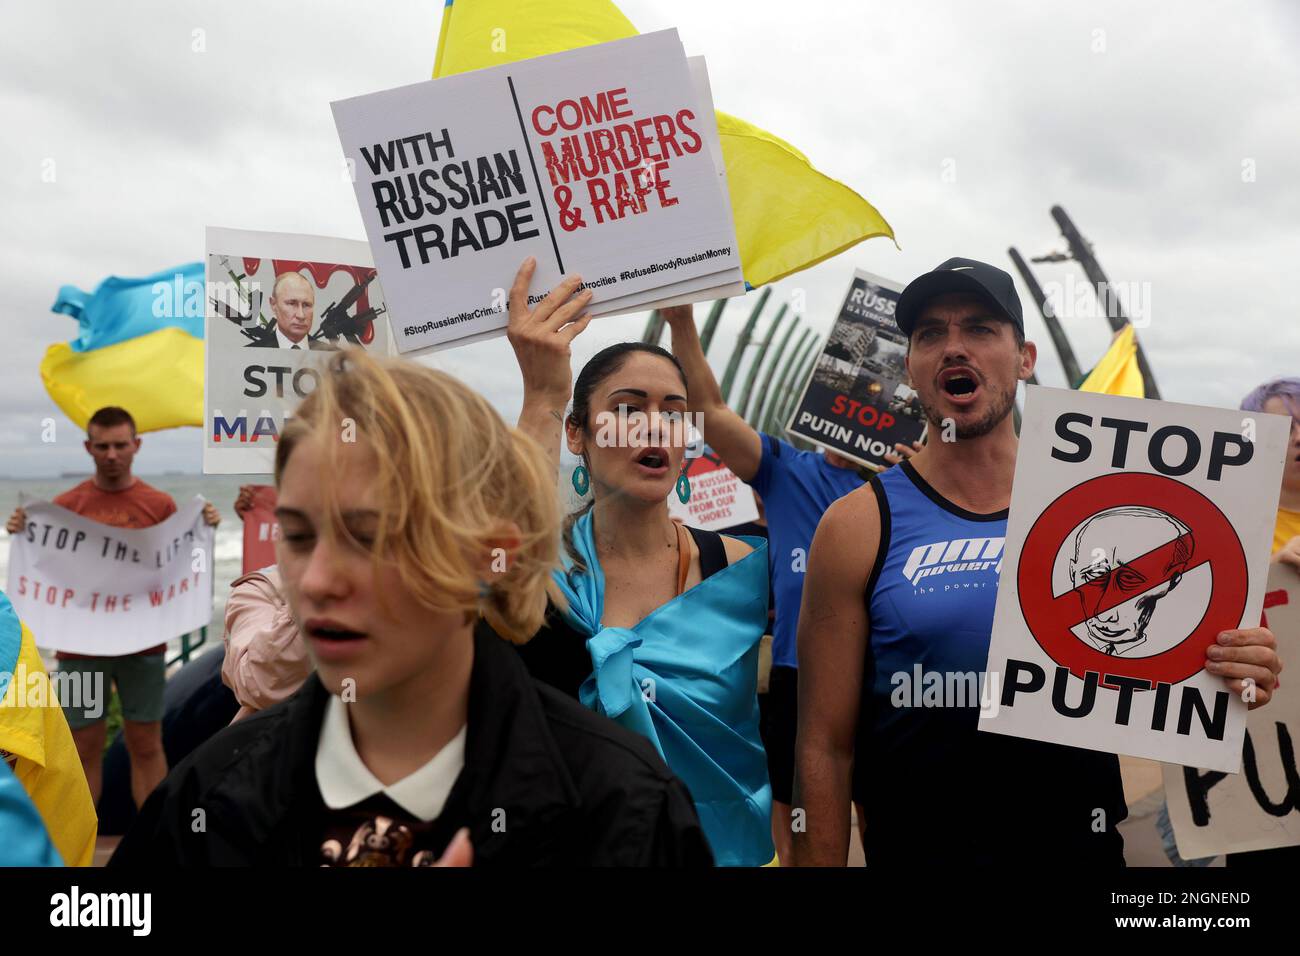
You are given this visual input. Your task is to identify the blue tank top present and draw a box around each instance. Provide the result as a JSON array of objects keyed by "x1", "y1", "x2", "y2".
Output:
[{"x1": 859, "y1": 461, "x2": 1127, "y2": 865}]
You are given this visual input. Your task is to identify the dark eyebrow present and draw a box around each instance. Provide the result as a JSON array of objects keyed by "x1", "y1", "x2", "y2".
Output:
[{"x1": 608, "y1": 388, "x2": 688, "y2": 403}]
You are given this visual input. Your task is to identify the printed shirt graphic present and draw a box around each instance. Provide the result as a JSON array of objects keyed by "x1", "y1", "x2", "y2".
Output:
[{"x1": 748, "y1": 434, "x2": 864, "y2": 668}]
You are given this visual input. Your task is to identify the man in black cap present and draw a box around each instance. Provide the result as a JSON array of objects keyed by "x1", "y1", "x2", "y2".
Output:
[{"x1": 790, "y1": 258, "x2": 1283, "y2": 866}]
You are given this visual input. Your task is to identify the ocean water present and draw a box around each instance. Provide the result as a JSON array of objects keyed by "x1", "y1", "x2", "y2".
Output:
[{"x1": 0, "y1": 474, "x2": 252, "y2": 662}]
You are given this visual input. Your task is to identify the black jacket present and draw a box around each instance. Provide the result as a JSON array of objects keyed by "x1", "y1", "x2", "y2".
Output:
[{"x1": 110, "y1": 626, "x2": 713, "y2": 866}]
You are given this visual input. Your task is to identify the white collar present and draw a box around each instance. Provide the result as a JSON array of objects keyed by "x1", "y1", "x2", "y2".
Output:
[
  {"x1": 276, "y1": 325, "x2": 308, "y2": 350},
  {"x1": 314, "y1": 695, "x2": 466, "y2": 822}
]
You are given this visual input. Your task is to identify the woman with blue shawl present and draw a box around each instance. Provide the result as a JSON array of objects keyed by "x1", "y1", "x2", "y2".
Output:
[{"x1": 501, "y1": 258, "x2": 774, "y2": 867}]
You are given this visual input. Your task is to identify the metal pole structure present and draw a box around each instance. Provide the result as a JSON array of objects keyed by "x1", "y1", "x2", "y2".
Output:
[
  {"x1": 737, "y1": 305, "x2": 787, "y2": 421},
  {"x1": 749, "y1": 315, "x2": 802, "y2": 427},
  {"x1": 719, "y1": 287, "x2": 771, "y2": 403},
  {"x1": 1009, "y1": 246, "x2": 1083, "y2": 386},
  {"x1": 697, "y1": 299, "x2": 727, "y2": 357},
  {"x1": 765, "y1": 329, "x2": 816, "y2": 433},
  {"x1": 1049, "y1": 205, "x2": 1160, "y2": 398},
  {"x1": 754, "y1": 321, "x2": 800, "y2": 426},
  {"x1": 639, "y1": 309, "x2": 664, "y2": 345},
  {"x1": 775, "y1": 335, "x2": 822, "y2": 433},
  {"x1": 760, "y1": 327, "x2": 812, "y2": 432}
]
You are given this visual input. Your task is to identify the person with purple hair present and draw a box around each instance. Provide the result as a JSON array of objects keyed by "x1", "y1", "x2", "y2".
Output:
[{"x1": 1241, "y1": 377, "x2": 1300, "y2": 568}]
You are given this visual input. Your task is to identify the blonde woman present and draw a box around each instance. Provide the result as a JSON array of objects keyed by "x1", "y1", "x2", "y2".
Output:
[{"x1": 111, "y1": 350, "x2": 710, "y2": 867}]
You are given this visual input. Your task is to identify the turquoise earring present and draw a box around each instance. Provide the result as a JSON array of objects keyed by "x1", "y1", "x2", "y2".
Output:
[
  {"x1": 571, "y1": 464, "x2": 590, "y2": 497},
  {"x1": 676, "y1": 471, "x2": 691, "y2": 504}
]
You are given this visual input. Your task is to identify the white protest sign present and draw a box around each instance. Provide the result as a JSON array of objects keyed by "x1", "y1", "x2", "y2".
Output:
[
  {"x1": 332, "y1": 29, "x2": 741, "y2": 353},
  {"x1": 5, "y1": 497, "x2": 216, "y2": 655},
  {"x1": 979, "y1": 386, "x2": 1288, "y2": 772},
  {"x1": 1163, "y1": 561, "x2": 1300, "y2": 857},
  {"x1": 204, "y1": 227, "x2": 392, "y2": 474},
  {"x1": 667, "y1": 448, "x2": 760, "y2": 532}
]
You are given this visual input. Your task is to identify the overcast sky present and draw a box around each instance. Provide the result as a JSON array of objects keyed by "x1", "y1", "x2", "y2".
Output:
[{"x1": 3, "y1": 0, "x2": 1297, "y2": 477}]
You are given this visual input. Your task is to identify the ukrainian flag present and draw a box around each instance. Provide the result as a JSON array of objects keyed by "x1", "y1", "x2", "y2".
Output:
[
  {"x1": 433, "y1": 0, "x2": 895, "y2": 288},
  {"x1": 40, "y1": 262, "x2": 205, "y2": 433}
]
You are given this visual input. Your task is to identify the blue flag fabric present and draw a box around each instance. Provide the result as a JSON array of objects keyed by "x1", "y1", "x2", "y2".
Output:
[
  {"x1": 52, "y1": 262, "x2": 204, "y2": 353},
  {"x1": 552, "y1": 511, "x2": 774, "y2": 866}
]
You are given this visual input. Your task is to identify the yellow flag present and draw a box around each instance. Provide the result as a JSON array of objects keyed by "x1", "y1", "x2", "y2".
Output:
[
  {"x1": 433, "y1": 0, "x2": 894, "y2": 287},
  {"x1": 39, "y1": 326, "x2": 204, "y2": 433},
  {"x1": 1079, "y1": 324, "x2": 1145, "y2": 398}
]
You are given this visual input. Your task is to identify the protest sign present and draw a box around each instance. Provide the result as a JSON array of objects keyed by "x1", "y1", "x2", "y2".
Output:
[
  {"x1": 978, "y1": 386, "x2": 1288, "y2": 772},
  {"x1": 5, "y1": 497, "x2": 215, "y2": 656},
  {"x1": 240, "y1": 484, "x2": 279, "y2": 575},
  {"x1": 204, "y1": 227, "x2": 392, "y2": 474},
  {"x1": 667, "y1": 447, "x2": 760, "y2": 532},
  {"x1": 332, "y1": 30, "x2": 742, "y2": 354},
  {"x1": 1163, "y1": 562, "x2": 1300, "y2": 857},
  {"x1": 785, "y1": 270, "x2": 926, "y2": 467}
]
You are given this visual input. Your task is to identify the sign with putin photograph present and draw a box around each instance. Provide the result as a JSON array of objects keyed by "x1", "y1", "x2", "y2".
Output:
[
  {"x1": 979, "y1": 386, "x2": 1289, "y2": 772},
  {"x1": 204, "y1": 227, "x2": 392, "y2": 475},
  {"x1": 1163, "y1": 562, "x2": 1300, "y2": 857},
  {"x1": 331, "y1": 30, "x2": 742, "y2": 354},
  {"x1": 785, "y1": 270, "x2": 926, "y2": 468}
]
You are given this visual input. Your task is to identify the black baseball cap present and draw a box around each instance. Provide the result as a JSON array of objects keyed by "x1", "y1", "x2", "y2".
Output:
[{"x1": 894, "y1": 257, "x2": 1024, "y2": 338}]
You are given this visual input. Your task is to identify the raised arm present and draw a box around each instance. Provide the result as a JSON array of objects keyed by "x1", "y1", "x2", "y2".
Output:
[
  {"x1": 506, "y1": 257, "x2": 593, "y2": 479},
  {"x1": 664, "y1": 306, "x2": 763, "y2": 482},
  {"x1": 789, "y1": 487, "x2": 877, "y2": 865}
]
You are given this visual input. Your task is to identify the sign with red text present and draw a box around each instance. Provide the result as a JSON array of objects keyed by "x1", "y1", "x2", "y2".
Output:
[
  {"x1": 979, "y1": 387, "x2": 1289, "y2": 773},
  {"x1": 5, "y1": 497, "x2": 216, "y2": 655},
  {"x1": 668, "y1": 448, "x2": 759, "y2": 532},
  {"x1": 240, "y1": 485, "x2": 279, "y2": 575},
  {"x1": 332, "y1": 30, "x2": 742, "y2": 353},
  {"x1": 786, "y1": 270, "x2": 925, "y2": 468},
  {"x1": 1163, "y1": 562, "x2": 1300, "y2": 857}
]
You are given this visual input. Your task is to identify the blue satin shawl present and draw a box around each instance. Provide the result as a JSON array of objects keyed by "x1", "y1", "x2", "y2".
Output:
[{"x1": 552, "y1": 512, "x2": 774, "y2": 867}]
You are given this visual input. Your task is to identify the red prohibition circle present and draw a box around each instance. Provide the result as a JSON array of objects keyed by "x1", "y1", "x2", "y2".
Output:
[{"x1": 1017, "y1": 472, "x2": 1247, "y2": 685}]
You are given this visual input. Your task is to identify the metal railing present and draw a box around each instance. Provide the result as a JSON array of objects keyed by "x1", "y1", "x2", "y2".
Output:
[{"x1": 166, "y1": 626, "x2": 208, "y2": 668}]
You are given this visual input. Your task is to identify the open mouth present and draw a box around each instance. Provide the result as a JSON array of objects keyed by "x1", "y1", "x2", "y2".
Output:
[
  {"x1": 634, "y1": 448, "x2": 670, "y2": 476},
  {"x1": 305, "y1": 619, "x2": 367, "y2": 642},
  {"x1": 938, "y1": 367, "x2": 980, "y2": 401}
]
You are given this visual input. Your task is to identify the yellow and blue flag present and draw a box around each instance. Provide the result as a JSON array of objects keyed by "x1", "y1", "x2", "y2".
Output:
[
  {"x1": 433, "y1": 0, "x2": 895, "y2": 288},
  {"x1": 40, "y1": 263, "x2": 205, "y2": 433}
]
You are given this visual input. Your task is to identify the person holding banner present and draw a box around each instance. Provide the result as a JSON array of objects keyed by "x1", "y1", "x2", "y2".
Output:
[
  {"x1": 112, "y1": 350, "x2": 710, "y2": 866},
  {"x1": 5, "y1": 406, "x2": 221, "y2": 811},
  {"x1": 1220, "y1": 376, "x2": 1300, "y2": 869},
  {"x1": 790, "y1": 258, "x2": 1283, "y2": 866},
  {"x1": 502, "y1": 257, "x2": 774, "y2": 867}
]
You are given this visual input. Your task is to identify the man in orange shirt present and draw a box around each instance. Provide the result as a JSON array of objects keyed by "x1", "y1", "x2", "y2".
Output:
[{"x1": 6, "y1": 406, "x2": 220, "y2": 809}]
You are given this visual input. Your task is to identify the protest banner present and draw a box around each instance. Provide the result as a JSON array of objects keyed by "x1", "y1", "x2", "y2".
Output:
[
  {"x1": 240, "y1": 485, "x2": 279, "y2": 575},
  {"x1": 667, "y1": 447, "x2": 759, "y2": 532},
  {"x1": 979, "y1": 386, "x2": 1289, "y2": 772},
  {"x1": 204, "y1": 227, "x2": 392, "y2": 474},
  {"x1": 5, "y1": 497, "x2": 215, "y2": 656},
  {"x1": 785, "y1": 270, "x2": 926, "y2": 468},
  {"x1": 1163, "y1": 561, "x2": 1300, "y2": 857},
  {"x1": 332, "y1": 30, "x2": 742, "y2": 354}
]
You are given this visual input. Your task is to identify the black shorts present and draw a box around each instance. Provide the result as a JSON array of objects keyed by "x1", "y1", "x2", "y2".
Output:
[{"x1": 759, "y1": 664, "x2": 797, "y2": 805}]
